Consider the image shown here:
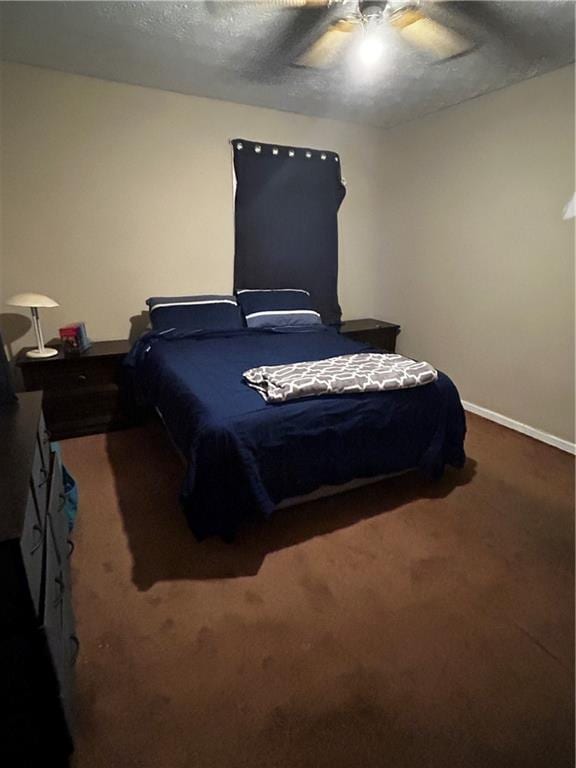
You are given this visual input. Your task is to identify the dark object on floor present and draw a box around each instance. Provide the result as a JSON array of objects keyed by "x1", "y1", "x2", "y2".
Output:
[
  {"x1": 16, "y1": 340, "x2": 135, "y2": 439},
  {"x1": 62, "y1": 412, "x2": 574, "y2": 768},
  {"x1": 1, "y1": 392, "x2": 77, "y2": 765}
]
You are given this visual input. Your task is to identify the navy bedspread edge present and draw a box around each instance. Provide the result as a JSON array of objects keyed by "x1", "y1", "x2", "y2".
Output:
[{"x1": 125, "y1": 328, "x2": 466, "y2": 539}]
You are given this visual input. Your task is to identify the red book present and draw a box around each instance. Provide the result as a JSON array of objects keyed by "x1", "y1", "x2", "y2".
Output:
[{"x1": 59, "y1": 323, "x2": 91, "y2": 355}]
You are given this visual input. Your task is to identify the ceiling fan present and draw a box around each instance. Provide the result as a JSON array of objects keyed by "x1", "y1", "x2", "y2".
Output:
[{"x1": 228, "y1": 0, "x2": 476, "y2": 69}]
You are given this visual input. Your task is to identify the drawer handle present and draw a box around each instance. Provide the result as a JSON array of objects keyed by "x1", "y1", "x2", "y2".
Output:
[
  {"x1": 77, "y1": 374, "x2": 87, "y2": 384},
  {"x1": 54, "y1": 575, "x2": 65, "y2": 608},
  {"x1": 30, "y1": 524, "x2": 43, "y2": 553},
  {"x1": 70, "y1": 634, "x2": 80, "y2": 666},
  {"x1": 67, "y1": 539, "x2": 75, "y2": 557}
]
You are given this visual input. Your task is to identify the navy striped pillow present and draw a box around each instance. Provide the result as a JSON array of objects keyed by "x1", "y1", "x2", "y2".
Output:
[
  {"x1": 146, "y1": 295, "x2": 243, "y2": 331},
  {"x1": 236, "y1": 289, "x2": 322, "y2": 328}
]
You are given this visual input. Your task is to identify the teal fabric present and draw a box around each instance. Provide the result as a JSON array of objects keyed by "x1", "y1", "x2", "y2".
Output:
[{"x1": 51, "y1": 442, "x2": 78, "y2": 531}]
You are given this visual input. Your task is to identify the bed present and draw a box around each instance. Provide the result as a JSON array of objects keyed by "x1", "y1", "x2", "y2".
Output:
[{"x1": 126, "y1": 325, "x2": 466, "y2": 539}]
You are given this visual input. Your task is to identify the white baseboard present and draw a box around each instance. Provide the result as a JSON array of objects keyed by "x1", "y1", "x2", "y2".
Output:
[{"x1": 461, "y1": 400, "x2": 575, "y2": 455}]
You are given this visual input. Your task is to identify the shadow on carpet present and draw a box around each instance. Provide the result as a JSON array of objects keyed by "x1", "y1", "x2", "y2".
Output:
[{"x1": 106, "y1": 421, "x2": 476, "y2": 590}]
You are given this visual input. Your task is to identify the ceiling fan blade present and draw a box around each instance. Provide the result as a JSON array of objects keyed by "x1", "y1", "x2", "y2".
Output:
[
  {"x1": 391, "y1": 8, "x2": 475, "y2": 60},
  {"x1": 296, "y1": 17, "x2": 358, "y2": 68}
]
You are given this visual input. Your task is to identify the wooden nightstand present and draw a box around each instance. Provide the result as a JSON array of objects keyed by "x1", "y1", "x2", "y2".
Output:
[
  {"x1": 17, "y1": 340, "x2": 134, "y2": 440},
  {"x1": 339, "y1": 318, "x2": 401, "y2": 352}
]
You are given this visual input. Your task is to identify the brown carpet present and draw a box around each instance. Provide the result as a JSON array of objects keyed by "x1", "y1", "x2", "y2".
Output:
[{"x1": 61, "y1": 413, "x2": 574, "y2": 768}]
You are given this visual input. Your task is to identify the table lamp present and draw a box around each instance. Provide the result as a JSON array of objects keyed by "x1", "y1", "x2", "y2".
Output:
[{"x1": 7, "y1": 293, "x2": 60, "y2": 358}]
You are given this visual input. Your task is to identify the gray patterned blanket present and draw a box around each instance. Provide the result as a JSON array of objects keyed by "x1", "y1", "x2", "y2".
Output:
[{"x1": 243, "y1": 352, "x2": 438, "y2": 403}]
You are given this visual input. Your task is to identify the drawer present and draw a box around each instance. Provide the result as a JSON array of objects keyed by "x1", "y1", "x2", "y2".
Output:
[
  {"x1": 19, "y1": 488, "x2": 45, "y2": 612},
  {"x1": 30, "y1": 443, "x2": 50, "y2": 520},
  {"x1": 43, "y1": 385, "x2": 128, "y2": 439},
  {"x1": 60, "y1": 581, "x2": 78, "y2": 730},
  {"x1": 37, "y1": 411, "x2": 52, "y2": 471},
  {"x1": 43, "y1": 518, "x2": 71, "y2": 675},
  {"x1": 23, "y1": 356, "x2": 123, "y2": 392},
  {"x1": 43, "y1": 513, "x2": 76, "y2": 729},
  {"x1": 48, "y1": 450, "x2": 68, "y2": 556},
  {"x1": 345, "y1": 327, "x2": 398, "y2": 352},
  {"x1": 43, "y1": 385, "x2": 122, "y2": 422},
  {"x1": 43, "y1": 514, "x2": 65, "y2": 646}
]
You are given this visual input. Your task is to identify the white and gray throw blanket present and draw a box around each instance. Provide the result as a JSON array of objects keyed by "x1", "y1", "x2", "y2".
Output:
[{"x1": 243, "y1": 352, "x2": 438, "y2": 403}]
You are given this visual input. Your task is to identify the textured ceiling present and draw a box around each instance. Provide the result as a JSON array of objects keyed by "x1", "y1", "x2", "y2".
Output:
[{"x1": 1, "y1": 1, "x2": 574, "y2": 128}]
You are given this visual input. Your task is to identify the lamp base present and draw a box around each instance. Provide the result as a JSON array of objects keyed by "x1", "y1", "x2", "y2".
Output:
[{"x1": 26, "y1": 347, "x2": 58, "y2": 359}]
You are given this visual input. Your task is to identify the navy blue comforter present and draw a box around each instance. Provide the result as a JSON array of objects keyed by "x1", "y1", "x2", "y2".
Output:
[{"x1": 126, "y1": 327, "x2": 466, "y2": 539}]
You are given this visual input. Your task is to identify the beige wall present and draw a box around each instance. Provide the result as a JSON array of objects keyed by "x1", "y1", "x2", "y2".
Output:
[
  {"x1": 376, "y1": 66, "x2": 575, "y2": 443},
  {"x1": 1, "y1": 62, "x2": 574, "y2": 442},
  {"x1": 0, "y1": 62, "x2": 390, "y2": 347}
]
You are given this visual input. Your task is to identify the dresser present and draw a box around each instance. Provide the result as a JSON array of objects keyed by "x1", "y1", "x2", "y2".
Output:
[
  {"x1": 17, "y1": 340, "x2": 133, "y2": 440},
  {"x1": 1, "y1": 392, "x2": 76, "y2": 765}
]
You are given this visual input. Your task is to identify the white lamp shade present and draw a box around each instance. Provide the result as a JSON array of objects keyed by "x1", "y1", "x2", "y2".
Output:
[{"x1": 7, "y1": 292, "x2": 59, "y2": 308}]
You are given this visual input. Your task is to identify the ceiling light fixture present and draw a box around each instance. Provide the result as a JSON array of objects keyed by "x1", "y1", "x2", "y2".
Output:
[
  {"x1": 358, "y1": 0, "x2": 386, "y2": 66},
  {"x1": 358, "y1": 30, "x2": 384, "y2": 65}
]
